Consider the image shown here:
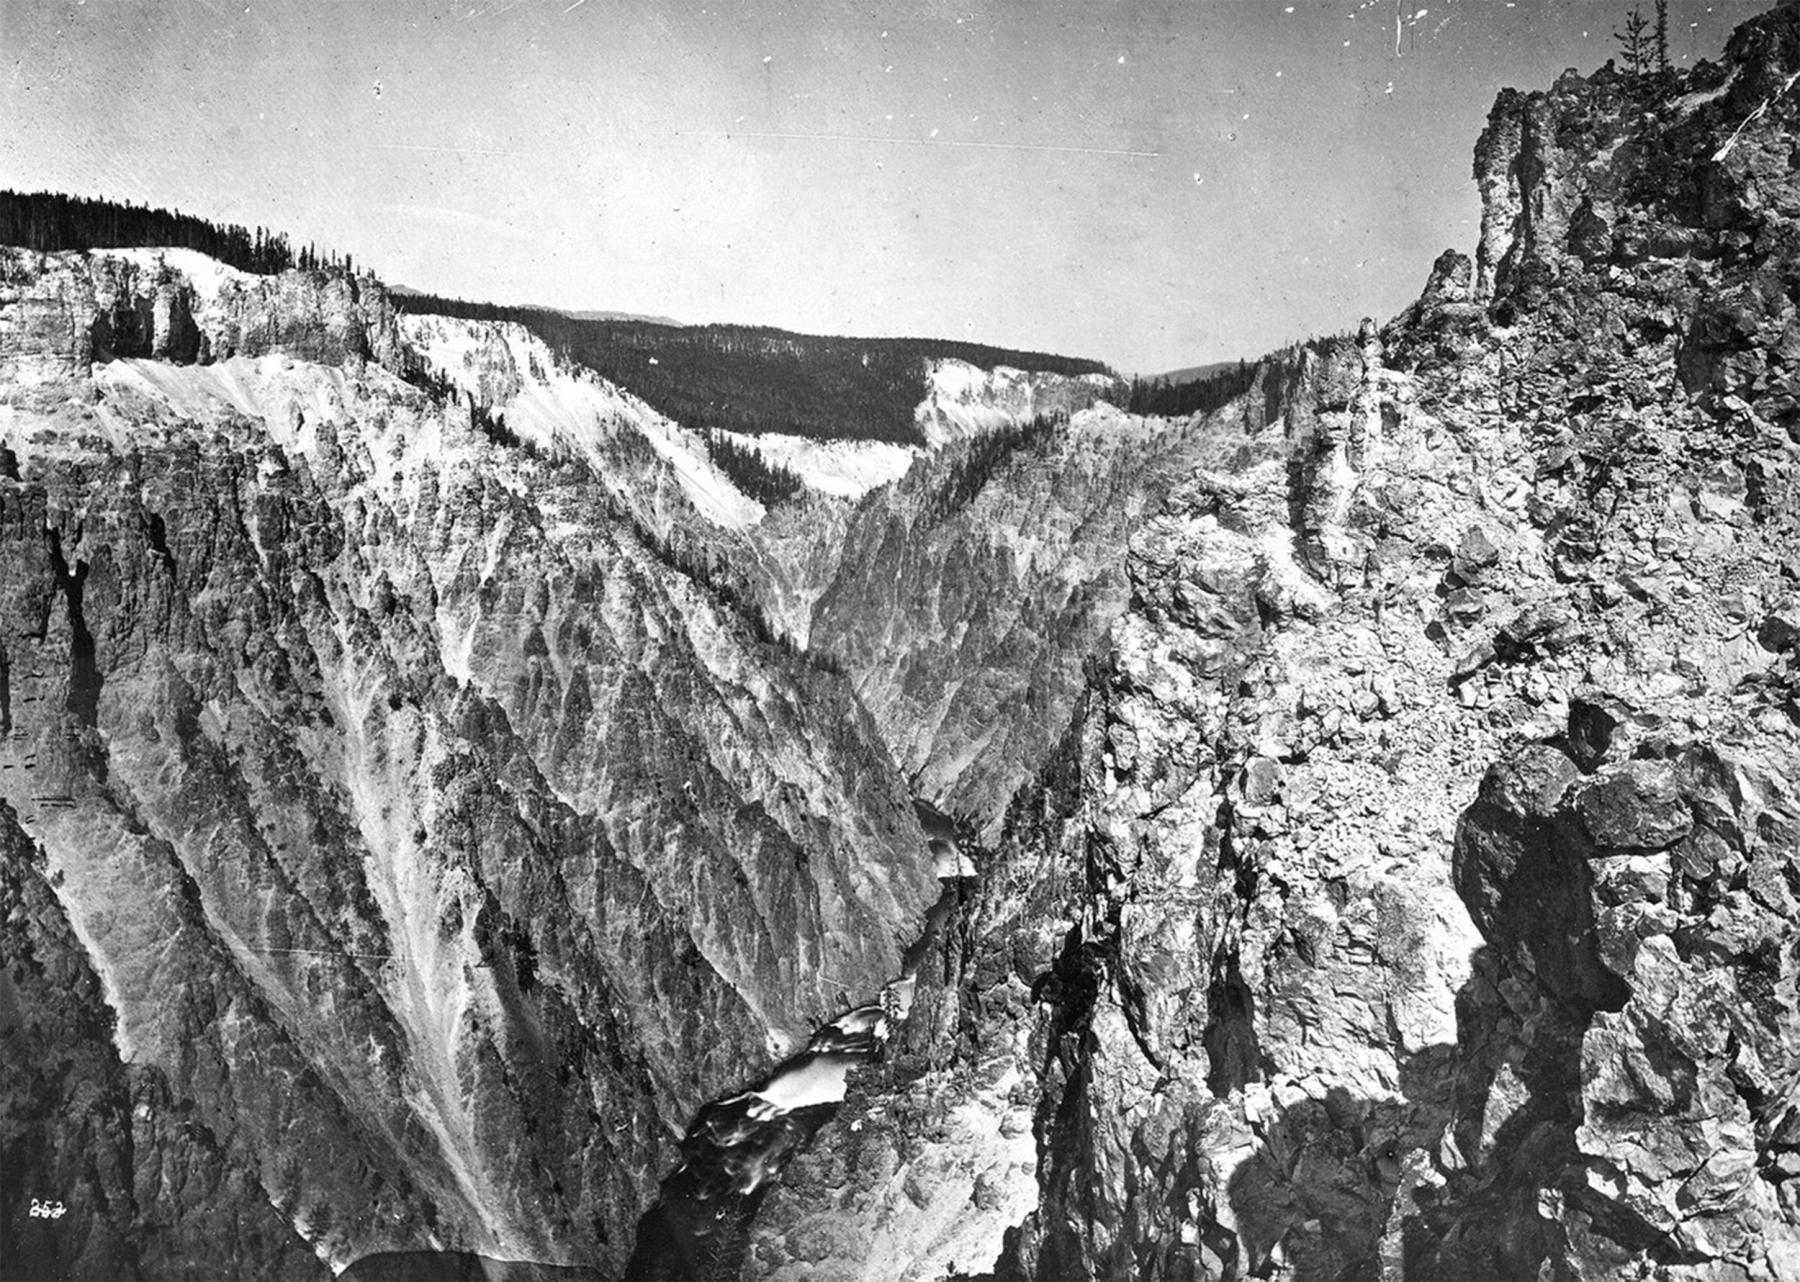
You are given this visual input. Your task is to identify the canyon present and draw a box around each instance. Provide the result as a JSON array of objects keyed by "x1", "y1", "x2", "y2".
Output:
[{"x1": 4, "y1": 5, "x2": 1800, "y2": 1280}]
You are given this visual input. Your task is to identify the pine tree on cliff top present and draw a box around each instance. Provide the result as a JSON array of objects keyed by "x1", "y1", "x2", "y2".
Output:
[{"x1": 1616, "y1": 4, "x2": 1651, "y2": 76}]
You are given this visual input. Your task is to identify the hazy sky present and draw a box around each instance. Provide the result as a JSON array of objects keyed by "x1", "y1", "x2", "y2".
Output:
[{"x1": 0, "y1": 0, "x2": 1764, "y2": 372}]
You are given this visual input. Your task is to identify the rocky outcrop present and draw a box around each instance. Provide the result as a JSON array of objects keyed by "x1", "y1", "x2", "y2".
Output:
[
  {"x1": 1439, "y1": 738, "x2": 1799, "y2": 1279},
  {"x1": 197, "y1": 265, "x2": 401, "y2": 369},
  {"x1": 0, "y1": 249, "x2": 102, "y2": 385},
  {"x1": 0, "y1": 247, "x2": 402, "y2": 388},
  {"x1": 746, "y1": 6, "x2": 1800, "y2": 1278}
]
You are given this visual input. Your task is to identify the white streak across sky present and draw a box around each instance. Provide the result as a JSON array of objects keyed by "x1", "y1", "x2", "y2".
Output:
[{"x1": 701, "y1": 132, "x2": 1162, "y2": 159}]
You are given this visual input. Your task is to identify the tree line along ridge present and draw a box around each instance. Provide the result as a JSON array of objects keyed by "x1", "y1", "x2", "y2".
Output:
[
  {"x1": 2, "y1": 189, "x2": 356, "y2": 276},
  {"x1": 1, "y1": 188, "x2": 1315, "y2": 465}
]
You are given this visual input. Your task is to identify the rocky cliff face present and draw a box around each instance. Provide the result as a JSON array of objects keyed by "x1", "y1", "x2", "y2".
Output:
[
  {"x1": 0, "y1": 247, "x2": 401, "y2": 386},
  {"x1": 804, "y1": 406, "x2": 1224, "y2": 833},
  {"x1": 0, "y1": 232, "x2": 1303, "y2": 1275},
  {"x1": 0, "y1": 799, "x2": 328, "y2": 1280},
  {"x1": 8, "y1": 8, "x2": 1800, "y2": 1279},
  {"x1": 745, "y1": 7, "x2": 1800, "y2": 1279},
  {"x1": 771, "y1": 373, "x2": 1295, "y2": 839},
  {"x1": 0, "y1": 251, "x2": 938, "y2": 1277},
  {"x1": 913, "y1": 360, "x2": 1117, "y2": 447}
]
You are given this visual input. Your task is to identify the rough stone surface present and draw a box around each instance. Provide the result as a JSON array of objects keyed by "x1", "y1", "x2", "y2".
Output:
[
  {"x1": 746, "y1": 8, "x2": 1800, "y2": 1278},
  {"x1": 7, "y1": 5, "x2": 1800, "y2": 1278},
  {"x1": 0, "y1": 256, "x2": 937, "y2": 1275},
  {"x1": 0, "y1": 248, "x2": 402, "y2": 388},
  {"x1": 0, "y1": 800, "x2": 328, "y2": 1281}
]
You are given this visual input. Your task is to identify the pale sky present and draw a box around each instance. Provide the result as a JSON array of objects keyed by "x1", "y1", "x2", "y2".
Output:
[{"x1": 0, "y1": 0, "x2": 1762, "y2": 373}]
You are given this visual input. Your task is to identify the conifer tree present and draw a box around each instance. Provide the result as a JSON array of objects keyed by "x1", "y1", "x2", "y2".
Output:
[{"x1": 1616, "y1": 4, "x2": 1650, "y2": 76}]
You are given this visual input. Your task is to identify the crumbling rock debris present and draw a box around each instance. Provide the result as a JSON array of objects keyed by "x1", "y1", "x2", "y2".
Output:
[
  {"x1": 1573, "y1": 758, "x2": 1694, "y2": 850},
  {"x1": 746, "y1": 5, "x2": 1800, "y2": 1278}
]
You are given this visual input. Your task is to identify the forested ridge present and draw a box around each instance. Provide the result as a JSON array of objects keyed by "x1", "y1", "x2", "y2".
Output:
[
  {"x1": 394, "y1": 290, "x2": 1113, "y2": 445},
  {"x1": 1127, "y1": 337, "x2": 1336, "y2": 422},
  {"x1": 0, "y1": 189, "x2": 1126, "y2": 446},
  {"x1": 1, "y1": 189, "x2": 354, "y2": 275},
  {"x1": 921, "y1": 412, "x2": 1064, "y2": 523}
]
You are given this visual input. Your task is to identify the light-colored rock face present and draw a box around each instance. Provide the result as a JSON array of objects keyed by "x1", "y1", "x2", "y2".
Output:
[
  {"x1": 397, "y1": 313, "x2": 768, "y2": 531},
  {"x1": 0, "y1": 247, "x2": 401, "y2": 387},
  {"x1": 914, "y1": 359, "x2": 1118, "y2": 447},
  {"x1": 0, "y1": 250, "x2": 100, "y2": 384},
  {"x1": 0, "y1": 262, "x2": 942, "y2": 1276},
  {"x1": 720, "y1": 431, "x2": 922, "y2": 502},
  {"x1": 8, "y1": 9, "x2": 1800, "y2": 1280},
  {"x1": 747, "y1": 7, "x2": 1800, "y2": 1280}
]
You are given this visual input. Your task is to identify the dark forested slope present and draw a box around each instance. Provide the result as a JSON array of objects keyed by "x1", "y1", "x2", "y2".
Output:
[{"x1": 392, "y1": 291, "x2": 1114, "y2": 444}]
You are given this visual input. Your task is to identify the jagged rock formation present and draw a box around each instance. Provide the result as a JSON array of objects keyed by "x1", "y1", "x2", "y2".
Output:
[
  {"x1": 0, "y1": 247, "x2": 400, "y2": 385},
  {"x1": 0, "y1": 249, "x2": 941, "y2": 1276},
  {"x1": 0, "y1": 800, "x2": 327, "y2": 1280},
  {"x1": 1443, "y1": 738, "x2": 1797, "y2": 1278},
  {"x1": 798, "y1": 398, "x2": 1277, "y2": 833},
  {"x1": 6, "y1": 7, "x2": 1800, "y2": 1280},
  {"x1": 745, "y1": 7, "x2": 1800, "y2": 1280}
]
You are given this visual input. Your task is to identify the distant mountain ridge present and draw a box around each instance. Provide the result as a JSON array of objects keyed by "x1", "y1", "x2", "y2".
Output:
[
  {"x1": 389, "y1": 283, "x2": 684, "y2": 327},
  {"x1": 562, "y1": 307, "x2": 685, "y2": 325},
  {"x1": 1152, "y1": 358, "x2": 1236, "y2": 383}
]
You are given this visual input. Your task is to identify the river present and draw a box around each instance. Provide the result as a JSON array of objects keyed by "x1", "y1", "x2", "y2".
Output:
[
  {"x1": 622, "y1": 801, "x2": 975, "y2": 1280},
  {"x1": 340, "y1": 803, "x2": 974, "y2": 1282}
]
